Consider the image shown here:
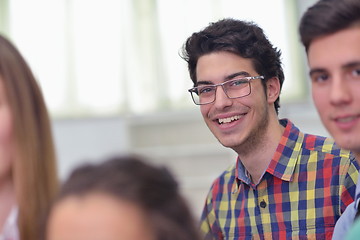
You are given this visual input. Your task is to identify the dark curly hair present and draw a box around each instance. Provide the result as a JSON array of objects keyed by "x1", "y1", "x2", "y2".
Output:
[{"x1": 181, "y1": 18, "x2": 284, "y2": 114}]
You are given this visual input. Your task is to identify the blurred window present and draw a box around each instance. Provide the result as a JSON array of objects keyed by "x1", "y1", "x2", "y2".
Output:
[{"x1": 1, "y1": 0, "x2": 305, "y2": 117}]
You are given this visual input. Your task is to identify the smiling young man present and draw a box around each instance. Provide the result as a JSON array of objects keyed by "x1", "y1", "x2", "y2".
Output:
[
  {"x1": 181, "y1": 18, "x2": 359, "y2": 239},
  {"x1": 299, "y1": 0, "x2": 360, "y2": 239}
]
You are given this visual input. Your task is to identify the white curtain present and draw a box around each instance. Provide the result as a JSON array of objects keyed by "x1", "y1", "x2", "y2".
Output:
[{"x1": 4, "y1": 0, "x2": 303, "y2": 117}]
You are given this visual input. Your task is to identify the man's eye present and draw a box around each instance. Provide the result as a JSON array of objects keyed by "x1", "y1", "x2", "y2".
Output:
[
  {"x1": 198, "y1": 86, "x2": 215, "y2": 94},
  {"x1": 230, "y1": 79, "x2": 247, "y2": 86},
  {"x1": 312, "y1": 74, "x2": 329, "y2": 83},
  {"x1": 351, "y1": 68, "x2": 360, "y2": 78}
]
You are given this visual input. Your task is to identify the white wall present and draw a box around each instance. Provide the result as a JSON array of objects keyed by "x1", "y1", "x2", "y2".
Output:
[{"x1": 52, "y1": 117, "x2": 130, "y2": 180}]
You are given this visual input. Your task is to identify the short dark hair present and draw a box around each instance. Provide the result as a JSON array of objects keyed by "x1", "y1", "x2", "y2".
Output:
[
  {"x1": 181, "y1": 18, "x2": 284, "y2": 114},
  {"x1": 299, "y1": 0, "x2": 360, "y2": 51},
  {"x1": 45, "y1": 155, "x2": 200, "y2": 240}
]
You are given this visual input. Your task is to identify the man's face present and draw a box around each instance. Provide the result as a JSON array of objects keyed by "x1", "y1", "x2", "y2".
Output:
[
  {"x1": 308, "y1": 26, "x2": 360, "y2": 154},
  {"x1": 196, "y1": 51, "x2": 272, "y2": 154}
]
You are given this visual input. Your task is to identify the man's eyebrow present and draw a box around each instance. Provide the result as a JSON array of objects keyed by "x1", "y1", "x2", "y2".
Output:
[
  {"x1": 309, "y1": 61, "x2": 360, "y2": 77},
  {"x1": 309, "y1": 68, "x2": 326, "y2": 77},
  {"x1": 225, "y1": 71, "x2": 250, "y2": 81},
  {"x1": 196, "y1": 71, "x2": 251, "y2": 86},
  {"x1": 343, "y1": 61, "x2": 360, "y2": 69},
  {"x1": 195, "y1": 80, "x2": 213, "y2": 86}
]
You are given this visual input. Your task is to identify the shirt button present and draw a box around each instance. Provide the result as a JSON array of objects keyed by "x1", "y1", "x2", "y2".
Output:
[{"x1": 260, "y1": 200, "x2": 267, "y2": 208}]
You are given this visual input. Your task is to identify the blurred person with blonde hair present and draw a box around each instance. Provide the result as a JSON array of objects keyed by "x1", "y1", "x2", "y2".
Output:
[{"x1": 0, "y1": 34, "x2": 58, "y2": 240}]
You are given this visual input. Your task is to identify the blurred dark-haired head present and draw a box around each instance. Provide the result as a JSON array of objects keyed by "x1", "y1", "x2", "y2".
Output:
[
  {"x1": 299, "y1": 0, "x2": 360, "y2": 51},
  {"x1": 45, "y1": 155, "x2": 200, "y2": 240}
]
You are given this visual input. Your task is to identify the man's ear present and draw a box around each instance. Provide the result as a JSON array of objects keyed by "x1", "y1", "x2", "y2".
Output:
[{"x1": 266, "y1": 77, "x2": 281, "y2": 103}]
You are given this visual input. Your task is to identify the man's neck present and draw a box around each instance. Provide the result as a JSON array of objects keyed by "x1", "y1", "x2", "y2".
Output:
[
  {"x1": 354, "y1": 152, "x2": 360, "y2": 166},
  {"x1": 237, "y1": 118, "x2": 285, "y2": 184}
]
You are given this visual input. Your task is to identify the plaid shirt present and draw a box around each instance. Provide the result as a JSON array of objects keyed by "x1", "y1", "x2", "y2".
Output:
[{"x1": 200, "y1": 119, "x2": 359, "y2": 240}]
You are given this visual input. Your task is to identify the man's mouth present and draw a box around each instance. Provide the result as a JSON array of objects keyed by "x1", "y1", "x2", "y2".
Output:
[
  {"x1": 217, "y1": 114, "x2": 244, "y2": 124},
  {"x1": 335, "y1": 115, "x2": 358, "y2": 123}
]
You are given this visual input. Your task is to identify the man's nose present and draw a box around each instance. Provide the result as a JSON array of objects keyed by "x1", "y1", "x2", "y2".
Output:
[
  {"x1": 213, "y1": 86, "x2": 232, "y2": 108},
  {"x1": 330, "y1": 76, "x2": 352, "y2": 106}
]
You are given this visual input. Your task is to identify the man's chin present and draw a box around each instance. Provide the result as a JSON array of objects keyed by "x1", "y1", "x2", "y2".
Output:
[
  {"x1": 218, "y1": 139, "x2": 236, "y2": 149},
  {"x1": 334, "y1": 137, "x2": 360, "y2": 153}
]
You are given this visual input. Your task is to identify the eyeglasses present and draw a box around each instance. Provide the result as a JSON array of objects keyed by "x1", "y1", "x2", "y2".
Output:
[{"x1": 188, "y1": 75, "x2": 264, "y2": 105}]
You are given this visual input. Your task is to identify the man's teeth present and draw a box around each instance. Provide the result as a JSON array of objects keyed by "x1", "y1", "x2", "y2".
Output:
[
  {"x1": 337, "y1": 116, "x2": 356, "y2": 123},
  {"x1": 218, "y1": 115, "x2": 241, "y2": 124}
]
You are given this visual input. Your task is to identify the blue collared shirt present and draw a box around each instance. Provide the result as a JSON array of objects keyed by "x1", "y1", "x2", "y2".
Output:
[{"x1": 333, "y1": 174, "x2": 360, "y2": 239}]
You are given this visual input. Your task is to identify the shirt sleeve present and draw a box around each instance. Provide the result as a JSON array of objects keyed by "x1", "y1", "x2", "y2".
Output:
[{"x1": 339, "y1": 159, "x2": 359, "y2": 213}]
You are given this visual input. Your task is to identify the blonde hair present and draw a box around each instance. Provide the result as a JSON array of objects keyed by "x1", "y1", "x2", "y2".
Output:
[{"x1": 0, "y1": 35, "x2": 58, "y2": 240}]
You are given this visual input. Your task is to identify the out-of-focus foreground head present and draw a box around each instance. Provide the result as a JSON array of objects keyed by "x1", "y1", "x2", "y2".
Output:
[
  {"x1": 299, "y1": 0, "x2": 360, "y2": 154},
  {"x1": 44, "y1": 155, "x2": 200, "y2": 240},
  {"x1": 299, "y1": 0, "x2": 360, "y2": 52}
]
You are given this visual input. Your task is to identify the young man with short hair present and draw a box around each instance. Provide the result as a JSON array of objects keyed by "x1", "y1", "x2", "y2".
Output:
[
  {"x1": 299, "y1": 0, "x2": 360, "y2": 238},
  {"x1": 181, "y1": 18, "x2": 359, "y2": 239}
]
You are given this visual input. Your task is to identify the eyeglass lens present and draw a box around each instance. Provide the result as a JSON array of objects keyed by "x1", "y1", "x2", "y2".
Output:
[{"x1": 192, "y1": 79, "x2": 251, "y2": 105}]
